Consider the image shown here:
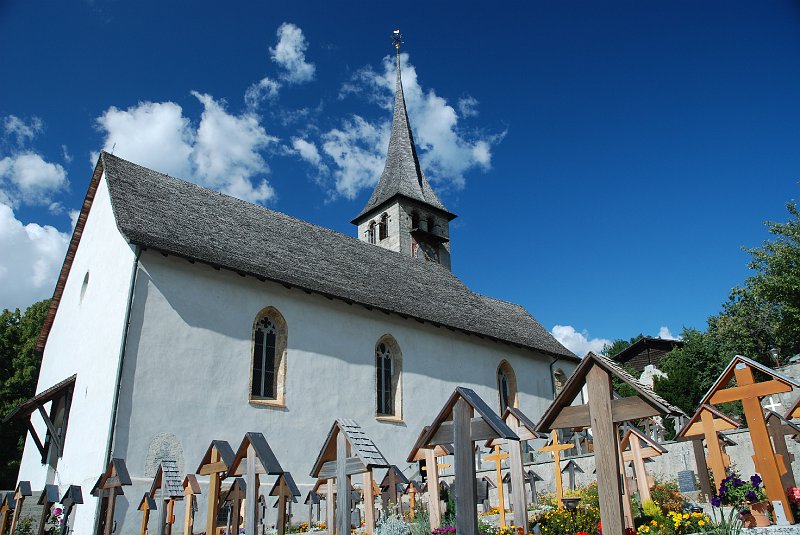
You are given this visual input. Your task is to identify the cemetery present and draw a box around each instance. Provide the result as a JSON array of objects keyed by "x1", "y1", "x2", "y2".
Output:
[{"x1": 1, "y1": 353, "x2": 799, "y2": 535}]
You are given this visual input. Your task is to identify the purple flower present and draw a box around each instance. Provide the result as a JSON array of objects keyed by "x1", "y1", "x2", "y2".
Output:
[
  {"x1": 750, "y1": 474, "x2": 762, "y2": 486},
  {"x1": 745, "y1": 491, "x2": 758, "y2": 502},
  {"x1": 711, "y1": 496, "x2": 721, "y2": 508},
  {"x1": 733, "y1": 478, "x2": 744, "y2": 487}
]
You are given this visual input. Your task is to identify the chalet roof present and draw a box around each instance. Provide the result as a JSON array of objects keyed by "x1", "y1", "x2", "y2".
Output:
[
  {"x1": 150, "y1": 460, "x2": 184, "y2": 499},
  {"x1": 3, "y1": 374, "x2": 76, "y2": 422},
  {"x1": 405, "y1": 481, "x2": 424, "y2": 494},
  {"x1": 229, "y1": 432, "x2": 284, "y2": 476},
  {"x1": 138, "y1": 493, "x2": 157, "y2": 511},
  {"x1": 699, "y1": 355, "x2": 800, "y2": 406},
  {"x1": 42, "y1": 152, "x2": 575, "y2": 362},
  {"x1": 526, "y1": 469, "x2": 543, "y2": 482},
  {"x1": 788, "y1": 396, "x2": 800, "y2": 420},
  {"x1": 417, "y1": 387, "x2": 519, "y2": 449},
  {"x1": 14, "y1": 481, "x2": 31, "y2": 498},
  {"x1": 675, "y1": 404, "x2": 740, "y2": 440},
  {"x1": 611, "y1": 337, "x2": 683, "y2": 366},
  {"x1": 352, "y1": 53, "x2": 454, "y2": 223},
  {"x1": 487, "y1": 406, "x2": 545, "y2": 446},
  {"x1": 620, "y1": 427, "x2": 667, "y2": 454},
  {"x1": 183, "y1": 475, "x2": 201, "y2": 495},
  {"x1": 537, "y1": 352, "x2": 685, "y2": 432},
  {"x1": 269, "y1": 473, "x2": 301, "y2": 501},
  {"x1": 196, "y1": 440, "x2": 236, "y2": 473},
  {"x1": 61, "y1": 485, "x2": 83, "y2": 506},
  {"x1": 1, "y1": 492, "x2": 15, "y2": 510},
  {"x1": 311, "y1": 419, "x2": 389, "y2": 477},
  {"x1": 407, "y1": 426, "x2": 453, "y2": 462},
  {"x1": 304, "y1": 491, "x2": 320, "y2": 505},
  {"x1": 561, "y1": 459, "x2": 584, "y2": 473},
  {"x1": 765, "y1": 409, "x2": 800, "y2": 437}
]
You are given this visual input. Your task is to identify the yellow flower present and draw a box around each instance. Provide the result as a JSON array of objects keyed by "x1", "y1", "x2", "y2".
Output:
[
  {"x1": 698, "y1": 520, "x2": 705, "y2": 526},
  {"x1": 651, "y1": 520, "x2": 658, "y2": 526}
]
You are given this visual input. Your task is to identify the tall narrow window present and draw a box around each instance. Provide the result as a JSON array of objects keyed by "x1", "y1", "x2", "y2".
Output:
[
  {"x1": 251, "y1": 307, "x2": 288, "y2": 405},
  {"x1": 496, "y1": 360, "x2": 518, "y2": 412},
  {"x1": 368, "y1": 222, "x2": 377, "y2": 244},
  {"x1": 375, "y1": 336, "x2": 402, "y2": 418},
  {"x1": 379, "y1": 213, "x2": 388, "y2": 240}
]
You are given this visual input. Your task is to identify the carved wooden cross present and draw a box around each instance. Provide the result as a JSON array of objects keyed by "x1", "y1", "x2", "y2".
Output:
[
  {"x1": 196, "y1": 440, "x2": 235, "y2": 535},
  {"x1": 182, "y1": 475, "x2": 201, "y2": 535},
  {"x1": 703, "y1": 357, "x2": 797, "y2": 524},
  {"x1": 538, "y1": 431, "x2": 574, "y2": 505},
  {"x1": 8, "y1": 481, "x2": 31, "y2": 535},
  {"x1": 765, "y1": 410, "x2": 800, "y2": 490},
  {"x1": 526, "y1": 470, "x2": 543, "y2": 504},
  {"x1": 620, "y1": 428, "x2": 666, "y2": 503},
  {"x1": 270, "y1": 473, "x2": 301, "y2": 535},
  {"x1": 561, "y1": 460, "x2": 583, "y2": 492},
  {"x1": 37, "y1": 484, "x2": 60, "y2": 535},
  {"x1": 0, "y1": 492, "x2": 15, "y2": 535},
  {"x1": 676, "y1": 404, "x2": 738, "y2": 495},
  {"x1": 139, "y1": 493, "x2": 157, "y2": 535},
  {"x1": 483, "y1": 446, "x2": 510, "y2": 526},
  {"x1": 226, "y1": 478, "x2": 247, "y2": 535}
]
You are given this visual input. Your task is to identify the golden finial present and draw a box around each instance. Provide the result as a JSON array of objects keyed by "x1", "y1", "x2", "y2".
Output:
[{"x1": 392, "y1": 29, "x2": 403, "y2": 52}]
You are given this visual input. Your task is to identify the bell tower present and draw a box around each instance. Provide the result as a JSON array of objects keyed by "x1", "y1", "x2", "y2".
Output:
[{"x1": 351, "y1": 30, "x2": 457, "y2": 270}]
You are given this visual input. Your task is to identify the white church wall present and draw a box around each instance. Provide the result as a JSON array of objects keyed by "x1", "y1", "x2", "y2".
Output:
[
  {"x1": 107, "y1": 252, "x2": 572, "y2": 534},
  {"x1": 17, "y1": 173, "x2": 137, "y2": 535}
]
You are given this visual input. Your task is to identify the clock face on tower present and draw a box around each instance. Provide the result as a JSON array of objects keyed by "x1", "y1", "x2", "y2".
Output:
[{"x1": 418, "y1": 242, "x2": 440, "y2": 263}]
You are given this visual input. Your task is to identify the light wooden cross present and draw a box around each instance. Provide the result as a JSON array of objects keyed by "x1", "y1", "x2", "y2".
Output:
[
  {"x1": 182, "y1": 475, "x2": 201, "y2": 535},
  {"x1": 538, "y1": 431, "x2": 574, "y2": 505},
  {"x1": 196, "y1": 440, "x2": 234, "y2": 535},
  {"x1": 138, "y1": 493, "x2": 157, "y2": 535},
  {"x1": 37, "y1": 485, "x2": 60, "y2": 535},
  {"x1": 677, "y1": 404, "x2": 738, "y2": 493},
  {"x1": 483, "y1": 446, "x2": 510, "y2": 527},
  {"x1": 407, "y1": 430, "x2": 452, "y2": 530},
  {"x1": 704, "y1": 357, "x2": 797, "y2": 524},
  {"x1": 8, "y1": 481, "x2": 31, "y2": 535},
  {"x1": 0, "y1": 492, "x2": 15, "y2": 535},
  {"x1": 270, "y1": 473, "x2": 301, "y2": 535},
  {"x1": 405, "y1": 482, "x2": 423, "y2": 519},
  {"x1": 225, "y1": 478, "x2": 247, "y2": 535},
  {"x1": 620, "y1": 428, "x2": 666, "y2": 503}
]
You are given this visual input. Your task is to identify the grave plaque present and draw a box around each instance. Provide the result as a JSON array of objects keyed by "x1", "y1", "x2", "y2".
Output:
[{"x1": 677, "y1": 471, "x2": 697, "y2": 492}]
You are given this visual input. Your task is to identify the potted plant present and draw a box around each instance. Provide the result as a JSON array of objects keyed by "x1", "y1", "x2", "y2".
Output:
[{"x1": 713, "y1": 472, "x2": 770, "y2": 528}]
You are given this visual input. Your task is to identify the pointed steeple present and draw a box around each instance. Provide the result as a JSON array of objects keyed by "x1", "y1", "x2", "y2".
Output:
[{"x1": 351, "y1": 36, "x2": 455, "y2": 224}]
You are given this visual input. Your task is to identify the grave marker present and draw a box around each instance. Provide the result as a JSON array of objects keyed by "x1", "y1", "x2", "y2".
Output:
[
  {"x1": 407, "y1": 429, "x2": 452, "y2": 529},
  {"x1": 182, "y1": 475, "x2": 201, "y2": 535},
  {"x1": 150, "y1": 460, "x2": 183, "y2": 535},
  {"x1": 138, "y1": 493, "x2": 157, "y2": 535},
  {"x1": 620, "y1": 427, "x2": 667, "y2": 502},
  {"x1": 196, "y1": 440, "x2": 235, "y2": 535},
  {"x1": 59, "y1": 485, "x2": 82, "y2": 535},
  {"x1": 270, "y1": 473, "x2": 301, "y2": 535},
  {"x1": 764, "y1": 409, "x2": 800, "y2": 489},
  {"x1": 37, "y1": 484, "x2": 60, "y2": 535},
  {"x1": 0, "y1": 492, "x2": 14, "y2": 535},
  {"x1": 538, "y1": 432, "x2": 573, "y2": 504},
  {"x1": 92, "y1": 459, "x2": 132, "y2": 535}
]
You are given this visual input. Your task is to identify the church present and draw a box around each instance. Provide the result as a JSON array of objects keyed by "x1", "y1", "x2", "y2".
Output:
[{"x1": 14, "y1": 49, "x2": 577, "y2": 534}]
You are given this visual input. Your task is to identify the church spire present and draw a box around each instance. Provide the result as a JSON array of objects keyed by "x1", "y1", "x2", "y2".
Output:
[{"x1": 351, "y1": 31, "x2": 455, "y2": 224}]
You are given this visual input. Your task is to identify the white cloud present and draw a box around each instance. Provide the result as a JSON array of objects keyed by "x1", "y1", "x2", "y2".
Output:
[
  {"x1": 458, "y1": 96, "x2": 479, "y2": 118},
  {"x1": 551, "y1": 325, "x2": 612, "y2": 358},
  {"x1": 0, "y1": 202, "x2": 70, "y2": 311},
  {"x1": 62, "y1": 144, "x2": 73, "y2": 164},
  {"x1": 4, "y1": 115, "x2": 43, "y2": 147},
  {"x1": 0, "y1": 152, "x2": 68, "y2": 208},
  {"x1": 657, "y1": 326, "x2": 680, "y2": 340},
  {"x1": 321, "y1": 116, "x2": 389, "y2": 199},
  {"x1": 319, "y1": 52, "x2": 499, "y2": 198},
  {"x1": 95, "y1": 93, "x2": 279, "y2": 204},
  {"x1": 245, "y1": 76, "x2": 281, "y2": 109},
  {"x1": 290, "y1": 137, "x2": 326, "y2": 173},
  {"x1": 270, "y1": 22, "x2": 315, "y2": 84}
]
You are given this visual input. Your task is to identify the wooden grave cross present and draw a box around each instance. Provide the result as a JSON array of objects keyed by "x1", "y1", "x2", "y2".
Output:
[
  {"x1": 764, "y1": 410, "x2": 800, "y2": 489},
  {"x1": 305, "y1": 491, "x2": 321, "y2": 525},
  {"x1": 619, "y1": 427, "x2": 667, "y2": 503},
  {"x1": 536, "y1": 352, "x2": 685, "y2": 535},
  {"x1": 37, "y1": 484, "x2": 60, "y2": 535},
  {"x1": 182, "y1": 475, "x2": 201, "y2": 535},
  {"x1": 93, "y1": 459, "x2": 132, "y2": 535},
  {"x1": 8, "y1": 481, "x2": 31, "y2": 535},
  {"x1": 138, "y1": 493, "x2": 157, "y2": 535},
  {"x1": 526, "y1": 470, "x2": 543, "y2": 504},
  {"x1": 269, "y1": 473, "x2": 301, "y2": 535},
  {"x1": 538, "y1": 431, "x2": 574, "y2": 504},
  {"x1": 311, "y1": 420, "x2": 390, "y2": 535},
  {"x1": 196, "y1": 440, "x2": 235, "y2": 535},
  {"x1": 483, "y1": 446, "x2": 510, "y2": 526},
  {"x1": 380, "y1": 466, "x2": 409, "y2": 514},
  {"x1": 407, "y1": 430, "x2": 453, "y2": 530},
  {"x1": 676, "y1": 404, "x2": 739, "y2": 494},
  {"x1": 150, "y1": 460, "x2": 183, "y2": 535},
  {"x1": 561, "y1": 459, "x2": 584, "y2": 492},
  {"x1": 0, "y1": 492, "x2": 15, "y2": 535},
  {"x1": 787, "y1": 396, "x2": 800, "y2": 420},
  {"x1": 228, "y1": 432, "x2": 286, "y2": 535},
  {"x1": 487, "y1": 407, "x2": 543, "y2": 530},
  {"x1": 404, "y1": 481, "x2": 424, "y2": 519},
  {"x1": 225, "y1": 478, "x2": 247, "y2": 535},
  {"x1": 700, "y1": 355, "x2": 799, "y2": 524},
  {"x1": 416, "y1": 387, "x2": 519, "y2": 535},
  {"x1": 59, "y1": 486, "x2": 82, "y2": 535}
]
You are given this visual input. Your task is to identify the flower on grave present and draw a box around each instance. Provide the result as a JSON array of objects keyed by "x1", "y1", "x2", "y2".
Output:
[
  {"x1": 750, "y1": 474, "x2": 762, "y2": 486},
  {"x1": 710, "y1": 495, "x2": 721, "y2": 508}
]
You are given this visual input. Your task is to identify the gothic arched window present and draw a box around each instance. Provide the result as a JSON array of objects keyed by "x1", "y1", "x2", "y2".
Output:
[
  {"x1": 376, "y1": 336, "x2": 402, "y2": 418},
  {"x1": 251, "y1": 307, "x2": 288, "y2": 405},
  {"x1": 497, "y1": 360, "x2": 518, "y2": 412},
  {"x1": 379, "y1": 213, "x2": 388, "y2": 240},
  {"x1": 368, "y1": 221, "x2": 377, "y2": 244}
]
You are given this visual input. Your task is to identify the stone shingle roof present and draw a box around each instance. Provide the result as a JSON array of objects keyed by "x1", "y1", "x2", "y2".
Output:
[
  {"x1": 352, "y1": 54, "x2": 454, "y2": 223},
  {"x1": 100, "y1": 152, "x2": 574, "y2": 359}
]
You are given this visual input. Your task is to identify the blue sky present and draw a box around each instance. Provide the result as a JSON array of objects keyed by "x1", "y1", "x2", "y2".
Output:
[{"x1": 1, "y1": 1, "x2": 799, "y2": 355}]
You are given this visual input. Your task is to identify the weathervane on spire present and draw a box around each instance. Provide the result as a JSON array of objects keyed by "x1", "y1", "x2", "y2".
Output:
[{"x1": 392, "y1": 29, "x2": 403, "y2": 52}]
